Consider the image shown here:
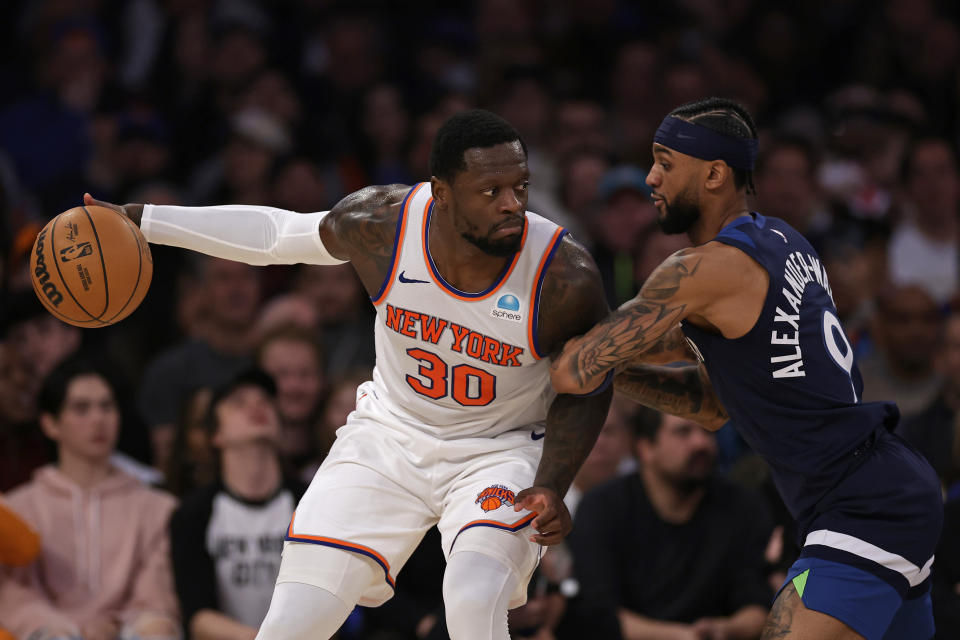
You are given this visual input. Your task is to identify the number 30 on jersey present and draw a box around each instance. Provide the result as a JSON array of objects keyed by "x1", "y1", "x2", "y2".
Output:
[{"x1": 405, "y1": 348, "x2": 497, "y2": 406}]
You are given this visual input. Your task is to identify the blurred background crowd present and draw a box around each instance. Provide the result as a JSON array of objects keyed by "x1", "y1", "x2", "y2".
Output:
[{"x1": 1, "y1": 0, "x2": 960, "y2": 638}]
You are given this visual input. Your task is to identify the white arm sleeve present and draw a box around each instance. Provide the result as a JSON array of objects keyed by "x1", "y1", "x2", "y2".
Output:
[{"x1": 139, "y1": 204, "x2": 347, "y2": 265}]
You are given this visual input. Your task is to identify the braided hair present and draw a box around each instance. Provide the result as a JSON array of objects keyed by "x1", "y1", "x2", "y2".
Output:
[{"x1": 669, "y1": 97, "x2": 758, "y2": 194}]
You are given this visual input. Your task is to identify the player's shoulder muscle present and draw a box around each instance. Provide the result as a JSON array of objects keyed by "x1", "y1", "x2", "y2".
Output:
[
  {"x1": 537, "y1": 234, "x2": 609, "y2": 356},
  {"x1": 640, "y1": 241, "x2": 754, "y2": 312},
  {"x1": 320, "y1": 183, "x2": 410, "y2": 261}
]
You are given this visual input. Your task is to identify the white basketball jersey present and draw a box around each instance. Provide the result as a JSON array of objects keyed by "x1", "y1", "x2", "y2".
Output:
[{"x1": 363, "y1": 182, "x2": 567, "y2": 439}]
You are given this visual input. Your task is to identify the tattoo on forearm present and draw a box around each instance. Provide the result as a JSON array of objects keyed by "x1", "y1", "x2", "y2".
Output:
[
  {"x1": 535, "y1": 392, "x2": 611, "y2": 495},
  {"x1": 572, "y1": 300, "x2": 686, "y2": 385},
  {"x1": 640, "y1": 325, "x2": 694, "y2": 362},
  {"x1": 644, "y1": 327, "x2": 684, "y2": 357},
  {"x1": 571, "y1": 256, "x2": 701, "y2": 386},
  {"x1": 614, "y1": 364, "x2": 728, "y2": 425}
]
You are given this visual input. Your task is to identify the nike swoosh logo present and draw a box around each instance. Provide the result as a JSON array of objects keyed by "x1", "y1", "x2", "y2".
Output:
[
  {"x1": 398, "y1": 271, "x2": 429, "y2": 284},
  {"x1": 531, "y1": 431, "x2": 545, "y2": 441}
]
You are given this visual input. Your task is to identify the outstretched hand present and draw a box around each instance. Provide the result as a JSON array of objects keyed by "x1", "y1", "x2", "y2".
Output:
[
  {"x1": 83, "y1": 192, "x2": 144, "y2": 226},
  {"x1": 513, "y1": 486, "x2": 571, "y2": 546}
]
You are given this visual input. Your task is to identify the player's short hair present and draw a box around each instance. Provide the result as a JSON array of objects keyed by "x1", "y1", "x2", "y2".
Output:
[
  {"x1": 628, "y1": 406, "x2": 665, "y2": 442},
  {"x1": 429, "y1": 109, "x2": 527, "y2": 182},
  {"x1": 38, "y1": 357, "x2": 116, "y2": 417},
  {"x1": 668, "y1": 97, "x2": 759, "y2": 193}
]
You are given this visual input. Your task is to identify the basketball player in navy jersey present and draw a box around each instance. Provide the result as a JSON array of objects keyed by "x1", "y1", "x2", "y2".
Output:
[
  {"x1": 85, "y1": 109, "x2": 612, "y2": 639},
  {"x1": 552, "y1": 98, "x2": 943, "y2": 640}
]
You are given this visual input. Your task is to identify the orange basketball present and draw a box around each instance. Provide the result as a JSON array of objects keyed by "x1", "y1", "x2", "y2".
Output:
[
  {"x1": 481, "y1": 496, "x2": 501, "y2": 511},
  {"x1": 30, "y1": 205, "x2": 152, "y2": 327}
]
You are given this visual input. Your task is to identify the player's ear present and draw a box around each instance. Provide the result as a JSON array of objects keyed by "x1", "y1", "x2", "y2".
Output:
[
  {"x1": 704, "y1": 161, "x2": 729, "y2": 191},
  {"x1": 430, "y1": 176, "x2": 449, "y2": 208}
]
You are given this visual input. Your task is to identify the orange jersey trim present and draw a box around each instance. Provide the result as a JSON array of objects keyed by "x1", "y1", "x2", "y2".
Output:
[
  {"x1": 527, "y1": 228, "x2": 568, "y2": 360},
  {"x1": 285, "y1": 512, "x2": 396, "y2": 590},
  {"x1": 370, "y1": 183, "x2": 426, "y2": 306},
  {"x1": 451, "y1": 512, "x2": 537, "y2": 550}
]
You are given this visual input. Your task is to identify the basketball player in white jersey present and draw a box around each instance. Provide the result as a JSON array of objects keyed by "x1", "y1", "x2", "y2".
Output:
[{"x1": 85, "y1": 109, "x2": 612, "y2": 639}]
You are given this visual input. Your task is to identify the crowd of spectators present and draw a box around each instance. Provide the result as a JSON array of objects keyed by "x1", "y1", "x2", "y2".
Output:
[{"x1": 2, "y1": 0, "x2": 960, "y2": 638}]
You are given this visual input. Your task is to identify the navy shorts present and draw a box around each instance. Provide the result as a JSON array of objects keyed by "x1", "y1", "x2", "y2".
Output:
[{"x1": 780, "y1": 431, "x2": 942, "y2": 639}]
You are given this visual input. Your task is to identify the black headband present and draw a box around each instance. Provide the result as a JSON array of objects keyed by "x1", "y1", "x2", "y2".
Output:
[{"x1": 653, "y1": 116, "x2": 758, "y2": 171}]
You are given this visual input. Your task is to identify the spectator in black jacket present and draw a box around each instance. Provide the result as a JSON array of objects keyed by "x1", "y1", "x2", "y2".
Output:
[{"x1": 566, "y1": 409, "x2": 772, "y2": 640}]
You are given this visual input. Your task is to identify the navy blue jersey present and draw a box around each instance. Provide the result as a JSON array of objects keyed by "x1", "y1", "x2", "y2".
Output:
[{"x1": 681, "y1": 213, "x2": 900, "y2": 533}]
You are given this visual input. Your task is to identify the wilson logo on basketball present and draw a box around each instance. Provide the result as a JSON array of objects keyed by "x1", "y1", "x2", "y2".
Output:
[
  {"x1": 475, "y1": 485, "x2": 515, "y2": 512},
  {"x1": 33, "y1": 228, "x2": 64, "y2": 306}
]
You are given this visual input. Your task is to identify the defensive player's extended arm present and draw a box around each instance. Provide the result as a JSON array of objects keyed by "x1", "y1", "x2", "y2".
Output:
[
  {"x1": 614, "y1": 363, "x2": 728, "y2": 430},
  {"x1": 82, "y1": 185, "x2": 407, "y2": 268},
  {"x1": 634, "y1": 323, "x2": 697, "y2": 365},
  {"x1": 514, "y1": 237, "x2": 612, "y2": 545},
  {"x1": 551, "y1": 248, "x2": 707, "y2": 394}
]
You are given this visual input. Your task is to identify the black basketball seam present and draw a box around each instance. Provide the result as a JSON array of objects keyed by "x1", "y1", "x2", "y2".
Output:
[
  {"x1": 104, "y1": 214, "x2": 145, "y2": 323},
  {"x1": 50, "y1": 213, "x2": 105, "y2": 325},
  {"x1": 81, "y1": 205, "x2": 110, "y2": 319}
]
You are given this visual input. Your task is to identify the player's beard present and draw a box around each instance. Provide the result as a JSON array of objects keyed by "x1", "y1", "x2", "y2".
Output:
[
  {"x1": 657, "y1": 188, "x2": 701, "y2": 235},
  {"x1": 461, "y1": 220, "x2": 526, "y2": 257}
]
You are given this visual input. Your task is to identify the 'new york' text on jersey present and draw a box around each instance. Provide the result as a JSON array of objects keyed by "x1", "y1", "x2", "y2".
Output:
[{"x1": 364, "y1": 183, "x2": 567, "y2": 439}]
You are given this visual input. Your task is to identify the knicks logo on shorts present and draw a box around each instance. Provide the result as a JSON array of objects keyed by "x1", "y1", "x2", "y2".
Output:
[{"x1": 475, "y1": 484, "x2": 515, "y2": 512}]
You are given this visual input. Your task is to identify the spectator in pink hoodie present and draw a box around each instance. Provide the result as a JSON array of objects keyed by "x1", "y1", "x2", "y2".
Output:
[{"x1": 0, "y1": 358, "x2": 180, "y2": 640}]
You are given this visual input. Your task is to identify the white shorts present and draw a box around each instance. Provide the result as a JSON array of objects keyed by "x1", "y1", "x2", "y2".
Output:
[{"x1": 279, "y1": 390, "x2": 544, "y2": 608}]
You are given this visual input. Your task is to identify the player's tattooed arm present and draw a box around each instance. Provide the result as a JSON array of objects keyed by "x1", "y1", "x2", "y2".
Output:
[
  {"x1": 551, "y1": 249, "x2": 706, "y2": 395},
  {"x1": 515, "y1": 237, "x2": 612, "y2": 545},
  {"x1": 611, "y1": 323, "x2": 728, "y2": 430},
  {"x1": 614, "y1": 362, "x2": 729, "y2": 430},
  {"x1": 319, "y1": 184, "x2": 411, "y2": 292},
  {"x1": 636, "y1": 323, "x2": 698, "y2": 364}
]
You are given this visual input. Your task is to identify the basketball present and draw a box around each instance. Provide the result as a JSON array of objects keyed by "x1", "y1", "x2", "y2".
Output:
[
  {"x1": 30, "y1": 205, "x2": 153, "y2": 327},
  {"x1": 481, "y1": 496, "x2": 501, "y2": 511}
]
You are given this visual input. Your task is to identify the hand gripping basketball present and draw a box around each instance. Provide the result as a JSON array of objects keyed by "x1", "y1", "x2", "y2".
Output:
[
  {"x1": 83, "y1": 193, "x2": 145, "y2": 226},
  {"x1": 29, "y1": 195, "x2": 152, "y2": 327}
]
